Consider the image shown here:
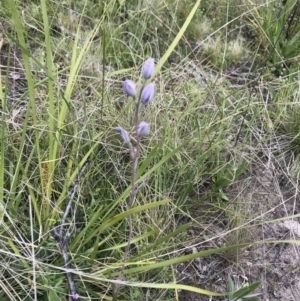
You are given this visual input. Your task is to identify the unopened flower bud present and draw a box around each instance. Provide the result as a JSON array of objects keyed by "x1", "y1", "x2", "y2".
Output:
[
  {"x1": 116, "y1": 126, "x2": 130, "y2": 144},
  {"x1": 123, "y1": 80, "x2": 136, "y2": 97},
  {"x1": 142, "y1": 58, "x2": 155, "y2": 79},
  {"x1": 141, "y1": 83, "x2": 155, "y2": 104},
  {"x1": 137, "y1": 121, "x2": 150, "y2": 138}
]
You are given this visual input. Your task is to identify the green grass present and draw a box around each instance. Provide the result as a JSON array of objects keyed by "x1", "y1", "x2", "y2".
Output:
[{"x1": 1, "y1": 0, "x2": 300, "y2": 300}]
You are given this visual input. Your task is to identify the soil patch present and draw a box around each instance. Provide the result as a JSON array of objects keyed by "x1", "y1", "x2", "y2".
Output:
[{"x1": 178, "y1": 158, "x2": 300, "y2": 301}]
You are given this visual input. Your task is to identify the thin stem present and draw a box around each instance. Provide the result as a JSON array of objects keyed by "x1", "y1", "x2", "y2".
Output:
[
  {"x1": 52, "y1": 160, "x2": 90, "y2": 300},
  {"x1": 113, "y1": 85, "x2": 145, "y2": 297},
  {"x1": 59, "y1": 161, "x2": 90, "y2": 238}
]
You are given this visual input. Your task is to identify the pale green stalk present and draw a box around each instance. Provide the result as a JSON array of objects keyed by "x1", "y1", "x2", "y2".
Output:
[
  {"x1": 6, "y1": 0, "x2": 43, "y2": 229},
  {"x1": 40, "y1": 0, "x2": 55, "y2": 223},
  {"x1": 0, "y1": 55, "x2": 4, "y2": 206}
]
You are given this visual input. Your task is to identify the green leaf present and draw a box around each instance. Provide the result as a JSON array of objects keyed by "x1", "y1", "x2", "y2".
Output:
[
  {"x1": 152, "y1": 0, "x2": 202, "y2": 78},
  {"x1": 105, "y1": 243, "x2": 251, "y2": 278},
  {"x1": 227, "y1": 276, "x2": 235, "y2": 300},
  {"x1": 232, "y1": 282, "x2": 260, "y2": 300},
  {"x1": 48, "y1": 289, "x2": 60, "y2": 301},
  {"x1": 132, "y1": 222, "x2": 192, "y2": 259},
  {"x1": 235, "y1": 161, "x2": 248, "y2": 179},
  {"x1": 97, "y1": 229, "x2": 158, "y2": 253},
  {"x1": 214, "y1": 177, "x2": 232, "y2": 189},
  {"x1": 72, "y1": 199, "x2": 172, "y2": 250}
]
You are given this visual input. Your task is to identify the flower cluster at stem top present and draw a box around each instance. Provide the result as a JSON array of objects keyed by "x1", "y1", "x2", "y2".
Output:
[{"x1": 116, "y1": 58, "x2": 155, "y2": 146}]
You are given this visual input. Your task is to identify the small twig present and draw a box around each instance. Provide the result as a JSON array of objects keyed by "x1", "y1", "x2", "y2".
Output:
[{"x1": 51, "y1": 160, "x2": 90, "y2": 301}]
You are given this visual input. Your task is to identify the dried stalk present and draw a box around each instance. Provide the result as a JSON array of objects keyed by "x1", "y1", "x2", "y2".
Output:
[{"x1": 51, "y1": 160, "x2": 90, "y2": 301}]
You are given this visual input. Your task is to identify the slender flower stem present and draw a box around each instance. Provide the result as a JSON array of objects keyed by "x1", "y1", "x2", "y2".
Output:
[
  {"x1": 113, "y1": 60, "x2": 155, "y2": 300},
  {"x1": 114, "y1": 85, "x2": 145, "y2": 297}
]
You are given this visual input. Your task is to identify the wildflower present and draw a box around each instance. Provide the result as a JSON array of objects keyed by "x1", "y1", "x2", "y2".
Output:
[
  {"x1": 116, "y1": 126, "x2": 130, "y2": 144},
  {"x1": 137, "y1": 121, "x2": 150, "y2": 138},
  {"x1": 123, "y1": 80, "x2": 136, "y2": 97},
  {"x1": 141, "y1": 83, "x2": 155, "y2": 104},
  {"x1": 142, "y1": 58, "x2": 155, "y2": 79}
]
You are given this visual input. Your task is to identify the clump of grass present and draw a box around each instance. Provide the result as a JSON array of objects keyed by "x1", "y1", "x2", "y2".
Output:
[
  {"x1": 201, "y1": 34, "x2": 249, "y2": 68},
  {"x1": 1, "y1": 0, "x2": 231, "y2": 299},
  {"x1": 4, "y1": 0, "x2": 300, "y2": 300},
  {"x1": 226, "y1": 36, "x2": 249, "y2": 64},
  {"x1": 222, "y1": 213, "x2": 254, "y2": 263},
  {"x1": 245, "y1": 0, "x2": 300, "y2": 74},
  {"x1": 191, "y1": 16, "x2": 213, "y2": 41},
  {"x1": 282, "y1": 105, "x2": 300, "y2": 153}
]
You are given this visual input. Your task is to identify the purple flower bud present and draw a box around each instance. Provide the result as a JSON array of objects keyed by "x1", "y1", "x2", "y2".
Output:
[
  {"x1": 142, "y1": 58, "x2": 155, "y2": 79},
  {"x1": 73, "y1": 294, "x2": 79, "y2": 300},
  {"x1": 141, "y1": 83, "x2": 155, "y2": 104},
  {"x1": 123, "y1": 80, "x2": 136, "y2": 97},
  {"x1": 116, "y1": 126, "x2": 130, "y2": 144},
  {"x1": 137, "y1": 121, "x2": 150, "y2": 138}
]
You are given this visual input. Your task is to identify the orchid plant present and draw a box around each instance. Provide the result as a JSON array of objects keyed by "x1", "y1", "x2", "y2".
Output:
[
  {"x1": 114, "y1": 58, "x2": 155, "y2": 295},
  {"x1": 116, "y1": 58, "x2": 155, "y2": 189}
]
